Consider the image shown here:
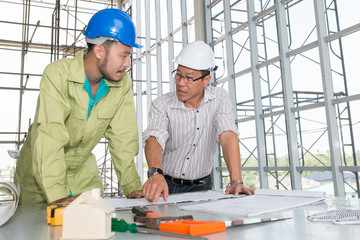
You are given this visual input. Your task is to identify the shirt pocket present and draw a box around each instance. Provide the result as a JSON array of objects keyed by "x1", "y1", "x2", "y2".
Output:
[
  {"x1": 65, "y1": 103, "x2": 87, "y2": 147},
  {"x1": 95, "y1": 104, "x2": 118, "y2": 133},
  {"x1": 97, "y1": 104, "x2": 118, "y2": 119}
]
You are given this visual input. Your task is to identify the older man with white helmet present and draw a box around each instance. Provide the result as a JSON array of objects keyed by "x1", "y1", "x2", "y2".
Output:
[{"x1": 143, "y1": 41, "x2": 255, "y2": 203}]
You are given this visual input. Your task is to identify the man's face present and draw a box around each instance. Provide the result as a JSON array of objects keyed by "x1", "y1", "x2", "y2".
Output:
[
  {"x1": 175, "y1": 65, "x2": 210, "y2": 105},
  {"x1": 99, "y1": 41, "x2": 132, "y2": 82}
]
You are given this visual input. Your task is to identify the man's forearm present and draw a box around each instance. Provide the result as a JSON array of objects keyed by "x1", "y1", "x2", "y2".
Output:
[
  {"x1": 220, "y1": 131, "x2": 243, "y2": 181},
  {"x1": 145, "y1": 136, "x2": 163, "y2": 168}
]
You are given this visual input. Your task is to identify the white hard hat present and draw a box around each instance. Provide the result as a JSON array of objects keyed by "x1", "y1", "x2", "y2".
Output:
[{"x1": 173, "y1": 41, "x2": 217, "y2": 71}]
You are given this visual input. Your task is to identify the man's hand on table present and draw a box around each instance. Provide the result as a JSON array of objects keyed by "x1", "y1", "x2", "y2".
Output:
[
  {"x1": 49, "y1": 197, "x2": 76, "y2": 205},
  {"x1": 143, "y1": 174, "x2": 168, "y2": 204},
  {"x1": 127, "y1": 190, "x2": 143, "y2": 199},
  {"x1": 225, "y1": 182, "x2": 255, "y2": 196}
]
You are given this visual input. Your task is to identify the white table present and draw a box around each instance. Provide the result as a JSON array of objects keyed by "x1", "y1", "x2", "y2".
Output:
[{"x1": 0, "y1": 196, "x2": 359, "y2": 240}]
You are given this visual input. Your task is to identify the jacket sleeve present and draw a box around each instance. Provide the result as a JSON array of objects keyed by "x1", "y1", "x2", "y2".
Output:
[
  {"x1": 105, "y1": 75, "x2": 142, "y2": 196},
  {"x1": 31, "y1": 65, "x2": 71, "y2": 203}
]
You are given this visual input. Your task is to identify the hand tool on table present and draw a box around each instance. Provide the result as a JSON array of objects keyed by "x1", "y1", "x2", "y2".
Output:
[
  {"x1": 131, "y1": 205, "x2": 162, "y2": 218},
  {"x1": 133, "y1": 213, "x2": 224, "y2": 236},
  {"x1": 111, "y1": 218, "x2": 208, "y2": 240},
  {"x1": 133, "y1": 205, "x2": 291, "y2": 236},
  {"x1": 159, "y1": 217, "x2": 292, "y2": 236},
  {"x1": 46, "y1": 203, "x2": 69, "y2": 226},
  {"x1": 132, "y1": 205, "x2": 193, "y2": 229}
]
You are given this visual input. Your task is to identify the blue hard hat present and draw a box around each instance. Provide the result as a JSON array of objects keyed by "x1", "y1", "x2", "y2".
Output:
[{"x1": 83, "y1": 8, "x2": 143, "y2": 48}]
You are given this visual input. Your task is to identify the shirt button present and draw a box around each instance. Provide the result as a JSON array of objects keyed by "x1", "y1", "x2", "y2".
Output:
[
  {"x1": 197, "y1": 128, "x2": 199, "y2": 130},
  {"x1": 193, "y1": 144, "x2": 195, "y2": 146},
  {"x1": 187, "y1": 157, "x2": 189, "y2": 160},
  {"x1": 182, "y1": 173, "x2": 185, "y2": 176},
  {"x1": 197, "y1": 110, "x2": 199, "y2": 113}
]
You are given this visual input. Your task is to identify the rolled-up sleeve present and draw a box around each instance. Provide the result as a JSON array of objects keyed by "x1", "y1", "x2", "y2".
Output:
[
  {"x1": 214, "y1": 88, "x2": 239, "y2": 137},
  {"x1": 143, "y1": 98, "x2": 169, "y2": 151}
]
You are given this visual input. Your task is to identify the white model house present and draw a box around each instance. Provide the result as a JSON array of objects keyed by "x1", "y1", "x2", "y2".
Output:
[{"x1": 61, "y1": 188, "x2": 115, "y2": 239}]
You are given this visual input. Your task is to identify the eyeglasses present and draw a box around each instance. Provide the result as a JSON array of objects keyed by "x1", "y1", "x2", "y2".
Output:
[{"x1": 172, "y1": 70, "x2": 209, "y2": 84}]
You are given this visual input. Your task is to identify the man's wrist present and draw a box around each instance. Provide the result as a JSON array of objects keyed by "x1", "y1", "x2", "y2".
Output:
[
  {"x1": 147, "y1": 167, "x2": 164, "y2": 178},
  {"x1": 225, "y1": 180, "x2": 244, "y2": 189},
  {"x1": 231, "y1": 180, "x2": 244, "y2": 185}
]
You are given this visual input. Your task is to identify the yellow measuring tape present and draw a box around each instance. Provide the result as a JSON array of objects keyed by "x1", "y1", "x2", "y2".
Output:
[{"x1": 46, "y1": 204, "x2": 68, "y2": 226}]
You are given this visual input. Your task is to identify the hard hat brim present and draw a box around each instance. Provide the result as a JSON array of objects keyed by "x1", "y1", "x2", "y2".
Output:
[
  {"x1": 85, "y1": 36, "x2": 143, "y2": 48},
  {"x1": 130, "y1": 42, "x2": 143, "y2": 48}
]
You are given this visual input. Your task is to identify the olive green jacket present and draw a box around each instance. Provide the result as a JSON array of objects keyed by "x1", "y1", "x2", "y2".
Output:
[{"x1": 14, "y1": 50, "x2": 142, "y2": 204}]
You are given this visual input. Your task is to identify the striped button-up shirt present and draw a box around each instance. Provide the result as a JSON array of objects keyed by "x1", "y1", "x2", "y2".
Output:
[{"x1": 143, "y1": 86, "x2": 239, "y2": 180}]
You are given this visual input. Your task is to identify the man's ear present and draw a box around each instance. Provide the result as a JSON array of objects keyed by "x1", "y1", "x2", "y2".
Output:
[
  {"x1": 203, "y1": 74, "x2": 211, "y2": 86},
  {"x1": 93, "y1": 44, "x2": 105, "y2": 60}
]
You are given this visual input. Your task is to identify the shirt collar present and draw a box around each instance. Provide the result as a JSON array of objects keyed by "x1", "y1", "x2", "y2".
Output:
[
  {"x1": 170, "y1": 86, "x2": 215, "y2": 109},
  {"x1": 83, "y1": 77, "x2": 109, "y2": 100}
]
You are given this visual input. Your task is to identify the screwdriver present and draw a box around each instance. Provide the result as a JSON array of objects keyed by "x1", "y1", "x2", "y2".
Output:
[{"x1": 111, "y1": 218, "x2": 138, "y2": 233}]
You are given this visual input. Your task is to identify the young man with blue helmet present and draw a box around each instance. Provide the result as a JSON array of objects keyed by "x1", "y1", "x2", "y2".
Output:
[{"x1": 14, "y1": 9, "x2": 143, "y2": 204}]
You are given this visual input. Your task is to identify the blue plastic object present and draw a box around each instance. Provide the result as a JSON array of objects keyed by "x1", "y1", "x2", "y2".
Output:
[{"x1": 83, "y1": 8, "x2": 142, "y2": 48}]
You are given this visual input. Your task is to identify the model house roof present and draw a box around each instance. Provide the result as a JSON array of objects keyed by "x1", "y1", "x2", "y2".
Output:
[{"x1": 62, "y1": 188, "x2": 114, "y2": 214}]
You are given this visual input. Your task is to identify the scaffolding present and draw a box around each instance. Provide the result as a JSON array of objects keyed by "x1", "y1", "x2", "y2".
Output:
[
  {"x1": 206, "y1": 0, "x2": 360, "y2": 197},
  {"x1": 1, "y1": 0, "x2": 360, "y2": 198},
  {"x1": 0, "y1": 0, "x2": 123, "y2": 196}
]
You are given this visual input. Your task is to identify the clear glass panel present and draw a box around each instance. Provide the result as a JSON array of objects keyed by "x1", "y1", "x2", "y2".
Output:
[
  {"x1": 264, "y1": 115, "x2": 290, "y2": 166},
  {"x1": 235, "y1": 73, "x2": 254, "y2": 119},
  {"x1": 232, "y1": 28, "x2": 251, "y2": 73},
  {"x1": 259, "y1": 65, "x2": 284, "y2": 113}
]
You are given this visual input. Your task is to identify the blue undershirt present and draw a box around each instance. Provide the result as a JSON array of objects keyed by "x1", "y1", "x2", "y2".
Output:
[{"x1": 83, "y1": 76, "x2": 110, "y2": 118}]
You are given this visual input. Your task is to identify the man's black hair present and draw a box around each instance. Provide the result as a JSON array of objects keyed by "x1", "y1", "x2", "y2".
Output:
[
  {"x1": 87, "y1": 43, "x2": 95, "y2": 52},
  {"x1": 201, "y1": 70, "x2": 210, "y2": 77}
]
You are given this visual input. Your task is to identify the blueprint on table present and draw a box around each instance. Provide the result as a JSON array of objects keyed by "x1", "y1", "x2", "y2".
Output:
[
  {"x1": 180, "y1": 189, "x2": 326, "y2": 217},
  {"x1": 105, "y1": 190, "x2": 240, "y2": 210}
]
